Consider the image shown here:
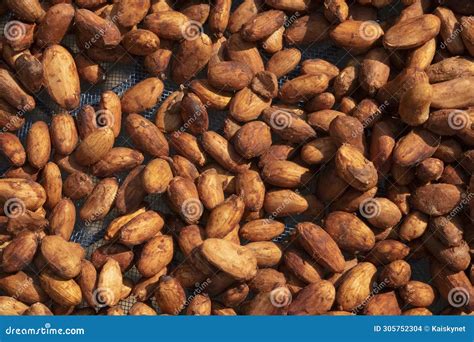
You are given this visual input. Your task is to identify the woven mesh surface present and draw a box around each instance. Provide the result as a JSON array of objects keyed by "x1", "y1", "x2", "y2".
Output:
[{"x1": 0, "y1": 1, "x2": 446, "y2": 314}]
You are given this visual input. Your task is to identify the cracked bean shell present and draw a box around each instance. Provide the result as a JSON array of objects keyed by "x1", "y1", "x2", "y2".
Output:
[{"x1": 335, "y1": 144, "x2": 378, "y2": 191}]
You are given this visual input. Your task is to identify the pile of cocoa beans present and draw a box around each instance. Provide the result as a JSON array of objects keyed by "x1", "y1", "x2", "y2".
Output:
[{"x1": 0, "y1": 0, "x2": 473, "y2": 316}]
